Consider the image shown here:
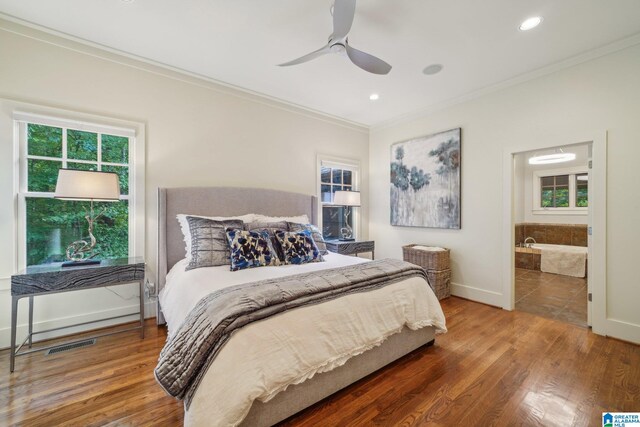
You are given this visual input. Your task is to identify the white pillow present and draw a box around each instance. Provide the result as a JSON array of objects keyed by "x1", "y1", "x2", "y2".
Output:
[
  {"x1": 177, "y1": 213, "x2": 258, "y2": 261},
  {"x1": 253, "y1": 214, "x2": 310, "y2": 224}
]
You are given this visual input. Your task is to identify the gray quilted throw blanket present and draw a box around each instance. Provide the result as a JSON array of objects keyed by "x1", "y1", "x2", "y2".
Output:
[{"x1": 154, "y1": 258, "x2": 428, "y2": 408}]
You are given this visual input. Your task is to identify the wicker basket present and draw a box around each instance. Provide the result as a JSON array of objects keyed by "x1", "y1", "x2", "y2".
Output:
[
  {"x1": 426, "y1": 269, "x2": 451, "y2": 300},
  {"x1": 402, "y1": 244, "x2": 450, "y2": 271}
]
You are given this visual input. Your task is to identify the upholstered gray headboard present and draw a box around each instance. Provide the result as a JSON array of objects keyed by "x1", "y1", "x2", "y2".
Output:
[{"x1": 156, "y1": 187, "x2": 317, "y2": 324}]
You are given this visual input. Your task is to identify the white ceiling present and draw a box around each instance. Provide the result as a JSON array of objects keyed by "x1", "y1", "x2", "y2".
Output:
[{"x1": 2, "y1": 0, "x2": 640, "y2": 127}]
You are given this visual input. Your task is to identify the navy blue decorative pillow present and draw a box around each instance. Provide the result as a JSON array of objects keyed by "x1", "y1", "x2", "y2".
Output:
[
  {"x1": 225, "y1": 228, "x2": 280, "y2": 271},
  {"x1": 287, "y1": 223, "x2": 328, "y2": 255},
  {"x1": 244, "y1": 221, "x2": 288, "y2": 262},
  {"x1": 274, "y1": 230, "x2": 324, "y2": 265}
]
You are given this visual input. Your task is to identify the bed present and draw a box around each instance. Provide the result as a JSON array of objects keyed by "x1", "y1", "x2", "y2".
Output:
[{"x1": 156, "y1": 187, "x2": 446, "y2": 426}]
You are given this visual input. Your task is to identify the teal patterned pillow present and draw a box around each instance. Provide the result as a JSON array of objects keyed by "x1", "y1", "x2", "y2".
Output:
[
  {"x1": 287, "y1": 223, "x2": 328, "y2": 255},
  {"x1": 275, "y1": 230, "x2": 324, "y2": 265},
  {"x1": 225, "y1": 228, "x2": 280, "y2": 271}
]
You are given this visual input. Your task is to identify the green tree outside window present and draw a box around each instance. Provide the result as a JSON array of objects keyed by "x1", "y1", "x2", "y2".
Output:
[{"x1": 24, "y1": 123, "x2": 130, "y2": 266}]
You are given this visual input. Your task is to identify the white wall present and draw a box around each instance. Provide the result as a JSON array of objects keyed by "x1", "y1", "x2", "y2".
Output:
[
  {"x1": 370, "y1": 43, "x2": 640, "y2": 341},
  {"x1": 515, "y1": 143, "x2": 590, "y2": 225},
  {"x1": 513, "y1": 153, "x2": 525, "y2": 224},
  {"x1": 0, "y1": 21, "x2": 369, "y2": 348}
]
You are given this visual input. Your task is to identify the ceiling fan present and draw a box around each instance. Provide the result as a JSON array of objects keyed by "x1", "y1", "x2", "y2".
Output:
[{"x1": 278, "y1": 0, "x2": 392, "y2": 75}]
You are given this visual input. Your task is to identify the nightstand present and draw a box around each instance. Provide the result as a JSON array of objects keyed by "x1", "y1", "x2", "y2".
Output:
[
  {"x1": 9, "y1": 257, "x2": 145, "y2": 373},
  {"x1": 325, "y1": 240, "x2": 375, "y2": 259}
]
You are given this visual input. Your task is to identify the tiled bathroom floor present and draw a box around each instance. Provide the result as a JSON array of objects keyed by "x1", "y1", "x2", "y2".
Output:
[{"x1": 515, "y1": 268, "x2": 588, "y2": 328}]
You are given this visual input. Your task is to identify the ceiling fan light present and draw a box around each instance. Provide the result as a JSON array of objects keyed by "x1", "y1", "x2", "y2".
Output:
[{"x1": 528, "y1": 152, "x2": 576, "y2": 165}]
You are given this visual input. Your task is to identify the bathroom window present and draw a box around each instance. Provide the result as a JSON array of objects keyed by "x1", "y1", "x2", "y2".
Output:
[
  {"x1": 532, "y1": 167, "x2": 588, "y2": 214},
  {"x1": 575, "y1": 174, "x2": 588, "y2": 207},
  {"x1": 540, "y1": 175, "x2": 569, "y2": 208}
]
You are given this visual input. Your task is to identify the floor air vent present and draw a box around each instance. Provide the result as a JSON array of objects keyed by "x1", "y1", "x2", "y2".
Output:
[{"x1": 45, "y1": 338, "x2": 96, "y2": 355}]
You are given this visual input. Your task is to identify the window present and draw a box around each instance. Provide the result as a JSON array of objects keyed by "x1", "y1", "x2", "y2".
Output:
[
  {"x1": 318, "y1": 158, "x2": 359, "y2": 240},
  {"x1": 18, "y1": 117, "x2": 135, "y2": 266},
  {"x1": 533, "y1": 167, "x2": 588, "y2": 214},
  {"x1": 576, "y1": 173, "x2": 588, "y2": 207},
  {"x1": 540, "y1": 175, "x2": 569, "y2": 207}
]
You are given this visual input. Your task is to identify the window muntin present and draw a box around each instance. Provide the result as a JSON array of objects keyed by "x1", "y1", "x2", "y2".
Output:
[
  {"x1": 320, "y1": 166, "x2": 353, "y2": 203},
  {"x1": 21, "y1": 122, "x2": 132, "y2": 266}
]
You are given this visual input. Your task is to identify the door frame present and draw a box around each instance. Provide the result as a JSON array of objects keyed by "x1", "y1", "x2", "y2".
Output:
[{"x1": 501, "y1": 131, "x2": 607, "y2": 336}]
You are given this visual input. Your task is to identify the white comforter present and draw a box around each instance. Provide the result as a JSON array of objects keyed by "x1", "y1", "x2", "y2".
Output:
[{"x1": 159, "y1": 253, "x2": 447, "y2": 427}]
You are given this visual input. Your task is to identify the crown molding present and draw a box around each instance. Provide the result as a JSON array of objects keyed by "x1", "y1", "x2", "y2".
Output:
[
  {"x1": 0, "y1": 14, "x2": 369, "y2": 134},
  {"x1": 3, "y1": 12, "x2": 639, "y2": 134},
  {"x1": 371, "y1": 32, "x2": 640, "y2": 131}
]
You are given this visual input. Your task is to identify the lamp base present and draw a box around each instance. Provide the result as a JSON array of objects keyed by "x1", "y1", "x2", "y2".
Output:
[{"x1": 61, "y1": 259, "x2": 101, "y2": 268}]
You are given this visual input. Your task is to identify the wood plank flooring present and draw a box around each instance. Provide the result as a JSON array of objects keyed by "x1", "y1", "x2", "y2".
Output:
[{"x1": 1, "y1": 297, "x2": 638, "y2": 426}]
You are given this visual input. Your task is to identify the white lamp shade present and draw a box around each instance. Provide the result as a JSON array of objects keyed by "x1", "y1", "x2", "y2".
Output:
[
  {"x1": 333, "y1": 190, "x2": 361, "y2": 207},
  {"x1": 54, "y1": 169, "x2": 121, "y2": 201}
]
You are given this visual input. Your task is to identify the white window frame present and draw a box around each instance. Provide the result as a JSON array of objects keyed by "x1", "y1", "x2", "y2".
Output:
[
  {"x1": 14, "y1": 111, "x2": 145, "y2": 269},
  {"x1": 532, "y1": 166, "x2": 588, "y2": 215},
  {"x1": 316, "y1": 155, "x2": 361, "y2": 239}
]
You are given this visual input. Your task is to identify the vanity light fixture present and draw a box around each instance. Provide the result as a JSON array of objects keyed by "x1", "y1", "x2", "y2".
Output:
[
  {"x1": 528, "y1": 151, "x2": 576, "y2": 165},
  {"x1": 519, "y1": 16, "x2": 542, "y2": 31}
]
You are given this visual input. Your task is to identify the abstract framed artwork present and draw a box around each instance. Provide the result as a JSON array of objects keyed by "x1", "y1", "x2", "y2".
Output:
[{"x1": 390, "y1": 128, "x2": 461, "y2": 229}]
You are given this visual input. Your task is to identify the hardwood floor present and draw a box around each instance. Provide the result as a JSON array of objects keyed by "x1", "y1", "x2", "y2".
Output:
[{"x1": 1, "y1": 297, "x2": 638, "y2": 426}]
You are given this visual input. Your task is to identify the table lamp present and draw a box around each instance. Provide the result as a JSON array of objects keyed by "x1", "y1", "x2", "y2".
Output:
[
  {"x1": 333, "y1": 190, "x2": 360, "y2": 241},
  {"x1": 54, "y1": 169, "x2": 121, "y2": 267}
]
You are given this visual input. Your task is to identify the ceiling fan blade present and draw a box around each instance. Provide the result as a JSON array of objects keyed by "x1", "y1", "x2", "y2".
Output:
[
  {"x1": 345, "y1": 44, "x2": 392, "y2": 75},
  {"x1": 331, "y1": 0, "x2": 357, "y2": 40},
  {"x1": 278, "y1": 45, "x2": 331, "y2": 67}
]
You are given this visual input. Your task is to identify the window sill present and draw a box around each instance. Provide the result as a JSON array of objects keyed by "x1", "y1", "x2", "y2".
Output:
[{"x1": 532, "y1": 209, "x2": 588, "y2": 216}]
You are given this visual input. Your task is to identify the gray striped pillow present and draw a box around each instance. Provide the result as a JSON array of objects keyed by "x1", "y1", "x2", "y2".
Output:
[{"x1": 185, "y1": 217, "x2": 244, "y2": 271}]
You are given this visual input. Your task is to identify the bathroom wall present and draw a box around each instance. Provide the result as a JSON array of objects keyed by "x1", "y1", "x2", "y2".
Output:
[
  {"x1": 515, "y1": 223, "x2": 588, "y2": 246},
  {"x1": 516, "y1": 144, "x2": 589, "y2": 224}
]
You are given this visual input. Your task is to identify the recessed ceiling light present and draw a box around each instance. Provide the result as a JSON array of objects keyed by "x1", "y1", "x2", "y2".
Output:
[
  {"x1": 519, "y1": 16, "x2": 542, "y2": 31},
  {"x1": 423, "y1": 64, "x2": 443, "y2": 75},
  {"x1": 369, "y1": 93, "x2": 379, "y2": 101}
]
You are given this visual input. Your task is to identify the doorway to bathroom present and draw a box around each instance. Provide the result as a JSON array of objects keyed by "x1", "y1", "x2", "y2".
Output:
[
  {"x1": 512, "y1": 143, "x2": 591, "y2": 327},
  {"x1": 503, "y1": 134, "x2": 607, "y2": 335}
]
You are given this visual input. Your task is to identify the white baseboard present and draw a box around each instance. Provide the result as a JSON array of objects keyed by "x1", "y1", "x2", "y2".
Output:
[
  {"x1": 0, "y1": 301, "x2": 156, "y2": 350},
  {"x1": 598, "y1": 318, "x2": 640, "y2": 345},
  {"x1": 450, "y1": 282, "x2": 504, "y2": 308}
]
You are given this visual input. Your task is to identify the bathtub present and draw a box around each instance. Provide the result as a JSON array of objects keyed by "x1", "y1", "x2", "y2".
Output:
[
  {"x1": 515, "y1": 244, "x2": 588, "y2": 277},
  {"x1": 530, "y1": 243, "x2": 588, "y2": 255}
]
